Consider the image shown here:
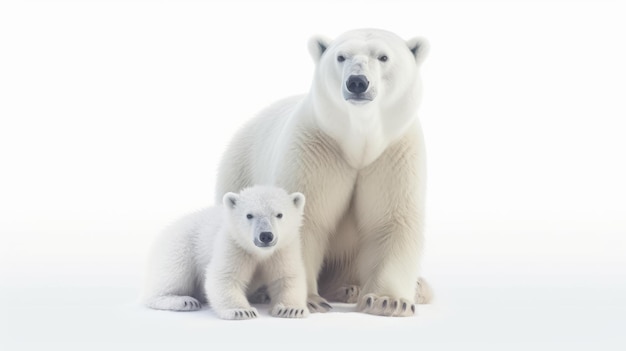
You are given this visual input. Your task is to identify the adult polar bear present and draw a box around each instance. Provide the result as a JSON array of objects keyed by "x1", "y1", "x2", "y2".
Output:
[{"x1": 216, "y1": 29, "x2": 431, "y2": 316}]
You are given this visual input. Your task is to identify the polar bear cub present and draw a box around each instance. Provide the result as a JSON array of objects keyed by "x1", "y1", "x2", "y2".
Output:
[{"x1": 143, "y1": 185, "x2": 308, "y2": 319}]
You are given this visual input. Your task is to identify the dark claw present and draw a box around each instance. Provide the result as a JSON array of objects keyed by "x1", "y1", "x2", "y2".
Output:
[
  {"x1": 321, "y1": 302, "x2": 332, "y2": 310},
  {"x1": 307, "y1": 302, "x2": 317, "y2": 311},
  {"x1": 235, "y1": 311, "x2": 240, "y2": 317},
  {"x1": 251, "y1": 311, "x2": 257, "y2": 317},
  {"x1": 277, "y1": 309, "x2": 283, "y2": 316},
  {"x1": 345, "y1": 288, "x2": 350, "y2": 295},
  {"x1": 392, "y1": 301, "x2": 398, "y2": 309},
  {"x1": 366, "y1": 297, "x2": 373, "y2": 307},
  {"x1": 382, "y1": 300, "x2": 388, "y2": 309},
  {"x1": 184, "y1": 301, "x2": 188, "y2": 307},
  {"x1": 411, "y1": 304, "x2": 416, "y2": 313},
  {"x1": 402, "y1": 302, "x2": 407, "y2": 311},
  {"x1": 244, "y1": 311, "x2": 250, "y2": 317}
]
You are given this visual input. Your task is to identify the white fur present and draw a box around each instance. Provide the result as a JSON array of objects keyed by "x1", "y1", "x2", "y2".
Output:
[
  {"x1": 216, "y1": 29, "x2": 431, "y2": 316},
  {"x1": 143, "y1": 186, "x2": 309, "y2": 319}
]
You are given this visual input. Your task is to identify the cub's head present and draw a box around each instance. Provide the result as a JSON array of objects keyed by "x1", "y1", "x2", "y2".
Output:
[
  {"x1": 308, "y1": 28, "x2": 428, "y2": 112},
  {"x1": 222, "y1": 186, "x2": 305, "y2": 257}
]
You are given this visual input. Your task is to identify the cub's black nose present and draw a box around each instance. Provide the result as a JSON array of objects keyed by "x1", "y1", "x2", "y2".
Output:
[
  {"x1": 346, "y1": 75, "x2": 369, "y2": 94},
  {"x1": 259, "y1": 231, "x2": 274, "y2": 244}
]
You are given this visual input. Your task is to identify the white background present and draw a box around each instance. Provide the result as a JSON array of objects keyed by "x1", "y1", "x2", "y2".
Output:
[{"x1": 1, "y1": 0, "x2": 625, "y2": 350}]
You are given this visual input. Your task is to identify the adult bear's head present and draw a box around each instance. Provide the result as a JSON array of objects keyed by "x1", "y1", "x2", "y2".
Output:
[
  {"x1": 308, "y1": 28, "x2": 427, "y2": 111},
  {"x1": 305, "y1": 29, "x2": 428, "y2": 169}
]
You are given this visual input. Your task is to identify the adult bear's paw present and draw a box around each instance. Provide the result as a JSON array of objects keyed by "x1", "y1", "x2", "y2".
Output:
[
  {"x1": 326, "y1": 285, "x2": 360, "y2": 303},
  {"x1": 306, "y1": 294, "x2": 332, "y2": 313},
  {"x1": 416, "y1": 277, "x2": 434, "y2": 304},
  {"x1": 357, "y1": 293, "x2": 415, "y2": 317}
]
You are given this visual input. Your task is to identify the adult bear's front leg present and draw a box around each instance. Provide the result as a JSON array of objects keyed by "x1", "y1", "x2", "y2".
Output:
[
  {"x1": 354, "y1": 127, "x2": 427, "y2": 317},
  {"x1": 278, "y1": 130, "x2": 358, "y2": 313}
]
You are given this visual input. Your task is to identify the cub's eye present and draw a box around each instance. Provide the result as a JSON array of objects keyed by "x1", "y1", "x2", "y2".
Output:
[
  {"x1": 378, "y1": 55, "x2": 388, "y2": 62},
  {"x1": 246, "y1": 214, "x2": 253, "y2": 219},
  {"x1": 276, "y1": 213, "x2": 283, "y2": 219},
  {"x1": 337, "y1": 55, "x2": 345, "y2": 62}
]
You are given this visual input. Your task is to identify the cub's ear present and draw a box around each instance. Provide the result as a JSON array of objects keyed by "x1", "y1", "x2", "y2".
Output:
[
  {"x1": 406, "y1": 37, "x2": 429, "y2": 65},
  {"x1": 223, "y1": 192, "x2": 239, "y2": 209},
  {"x1": 290, "y1": 192, "x2": 306, "y2": 212},
  {"x1": 308, "y1": 35, "x2": 332, "y2": 64}
]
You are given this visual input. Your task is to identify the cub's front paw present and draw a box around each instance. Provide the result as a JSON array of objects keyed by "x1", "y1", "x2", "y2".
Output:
[
  {"x1": 306, "y1": 294, "x2": 332, "y2": 313},
  {"x1": 271, "y1": 303, "x2": 309, "y2": 318},
  {"x1": 216, "y1": 307, "x2": 259, "y2": 320},
  {"x1": 357, "y1": 293, "x2": 415, "y2": 317}
]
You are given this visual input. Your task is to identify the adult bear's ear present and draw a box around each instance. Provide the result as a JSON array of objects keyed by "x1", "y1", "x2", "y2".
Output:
[
  {"x1": 407, "y1": 37, "x2": 429, "y2": 65},
  {"x1": 290, "y1": 192, "x2": 306, "y2": 212},
  {"x1": 223, "y1": 192, "x2": 239, "y2": 209},
  {"x1": 308, "y1": 35, "x2": 332, "y2": 64}
]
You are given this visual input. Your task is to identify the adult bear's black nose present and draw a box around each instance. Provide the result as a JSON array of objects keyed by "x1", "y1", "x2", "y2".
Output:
[
  {"x1": 346, "y1": 75, "x2": 369, "y2": 94},
  {"x1": 259, "y1": 231, "x2": 274, "y2": 244}
]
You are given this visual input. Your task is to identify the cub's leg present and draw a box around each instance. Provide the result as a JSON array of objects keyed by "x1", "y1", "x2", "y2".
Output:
[
  {"x1": 264, "y1": 248, "x2": 309, "y2": 318},
  {"x1": 143, "y1": 227, "x2": 203, "y2": 311},
  {"x1": 205, "y1": 245, "x2": 258, "y2": 320}
]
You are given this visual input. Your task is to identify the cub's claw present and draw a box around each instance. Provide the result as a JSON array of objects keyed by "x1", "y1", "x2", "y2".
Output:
[{"x1": 271, "y1": 303, "x2": 309, "y2": 318}]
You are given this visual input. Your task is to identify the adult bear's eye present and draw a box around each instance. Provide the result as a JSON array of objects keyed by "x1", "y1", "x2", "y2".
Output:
[
  {"x1": 337, "y1": 55, "x2": 345, "y2": 62},
  {"x1": 246, "y1": 214, "x2": 253, "y2": 219},
  {"x1": 378, "y1": 55, "x2": 388, "y2": 62},
  {"x1": 276, "y1": 213, "x2": 283, "y2": 219}
]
